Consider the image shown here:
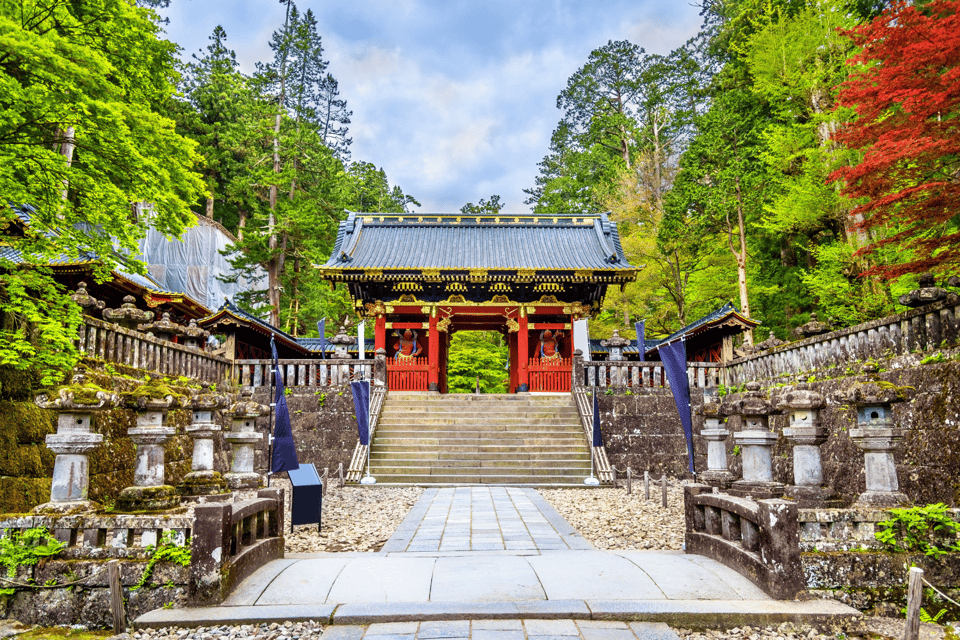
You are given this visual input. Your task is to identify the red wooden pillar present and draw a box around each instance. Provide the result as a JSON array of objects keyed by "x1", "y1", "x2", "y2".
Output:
[
  {"x1": 508, "y1": 333, "x2": 518, "y2": 393},
  {"x1": 518, "y1": 314, "x2": 529, "y2": 392},
  {"x1": 428, "y1": 314, "x2": 439, "y2": 391},
  {"x1": 374, "y1": 314, "x2": 386, "y2": 352}
]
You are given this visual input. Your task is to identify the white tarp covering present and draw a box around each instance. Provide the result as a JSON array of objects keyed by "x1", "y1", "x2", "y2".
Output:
[{"x1": 137, "y1": 217, "x2": 266, "y2": 312}]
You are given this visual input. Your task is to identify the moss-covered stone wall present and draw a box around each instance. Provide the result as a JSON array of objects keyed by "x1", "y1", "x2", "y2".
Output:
[{"x1": 601, "y1": 356, "x2": 960, "y2": 507}]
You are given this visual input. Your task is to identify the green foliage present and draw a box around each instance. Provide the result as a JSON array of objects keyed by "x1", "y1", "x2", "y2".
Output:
[
  {"x1": 875, "y1": 504, "x2": 960, "y2": 557},
  {"x1": 0, "y1": 527, "x2": 66, "y2": 594},
  {"x1": 921, "y1": 352, "x2": 947, "y2": 365},
  {"x1": 446, "y1": 332, "x2": 508, "y2": 394},
  {"x1": 131, "y1": 531, "x2": 191, "y2": 591}
]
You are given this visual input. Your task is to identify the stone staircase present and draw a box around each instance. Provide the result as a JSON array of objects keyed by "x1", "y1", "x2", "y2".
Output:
[{"x1": 369, "y1": 393, "x2": 593, "y2": 485}]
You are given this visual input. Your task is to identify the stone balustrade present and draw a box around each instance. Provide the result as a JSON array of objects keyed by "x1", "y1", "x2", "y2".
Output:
[
  {"x1": 235, "y1": 358, "x2": 379, "y2": 388},
  {"x1": 578, "y1": 360, "x2": 722, "y2": 390},
  {"x1": 726, "y1": 295, "x2": 960, "y2": 386},
  {"x1": 78, "y1": 316, "x2": 230, "y2": 384}
]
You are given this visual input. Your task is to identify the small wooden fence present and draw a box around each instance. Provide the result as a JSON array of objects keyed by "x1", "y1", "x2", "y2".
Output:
[
  {"x1": 726, "y1": 295, "x2": 960, "y2": 385},
  {"x1": 528, "y1": 357, "x2": 572, "y2": 392},
  {"x1": 78, "y1": 317, "x2": 231, "y2": 384},
  {"x1": 387, "y1": 357, "x2": 429, "y2": 391},
  {"x1": 684, "y1": 484, "x2": 802, "y2": 599},
  {"x1": 234, "y1": 359, "x2": 376, "y2": 388}
]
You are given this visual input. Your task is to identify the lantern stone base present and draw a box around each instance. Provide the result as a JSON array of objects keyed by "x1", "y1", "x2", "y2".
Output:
[
  {"x1": 699, "y1": 469, "x2": 735, "y2": 490},
  {"x1": 729, "y1": 479, "x2": 785, "y2": 500},
  {"x1": 225, "y1": 472, "x2": 262, "y2": 491},
  {"x1": 179, "y1": 470, "x2": 228, "y2": 497},
  {"x1": 853, "y1": 490, "x2": 911, "y2": 509},
  {"x1": 783, "y1": 485, "x2": 843, "y2": 508},
  {"x1": 32, "y1": 500, "x2": 100, "y2": 516},
  {"x1": 115, "y1": 485, "x2": 180, "y2": 512}
]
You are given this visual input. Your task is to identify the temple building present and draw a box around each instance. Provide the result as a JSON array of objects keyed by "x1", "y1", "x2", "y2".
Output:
[{"x1": 318, "y1": 212, "x2": 637, "y2": 393}]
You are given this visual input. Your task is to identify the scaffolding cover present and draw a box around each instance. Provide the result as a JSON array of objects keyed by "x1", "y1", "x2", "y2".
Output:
[{"x1": 136, "y1": 216, "x2": 265, "y2": 312}]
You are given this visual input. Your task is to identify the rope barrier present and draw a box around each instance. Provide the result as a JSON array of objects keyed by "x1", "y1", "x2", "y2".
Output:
[
  {"x1": 922, "y1": 576, "x2": 960, "y2": 608},
  {"x1": 0, "y1": 565, "x2": 108, "y2": 589}
]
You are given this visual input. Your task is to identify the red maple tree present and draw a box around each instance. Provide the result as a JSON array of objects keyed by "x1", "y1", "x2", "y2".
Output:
[{"x1": 829, "y1": 0, "x2": 960, "y2": 277}]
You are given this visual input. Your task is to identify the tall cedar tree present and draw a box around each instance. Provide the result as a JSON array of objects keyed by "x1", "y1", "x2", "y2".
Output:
[{"x1": 830, "y1": 0, "x2": 960, "y2": 277}]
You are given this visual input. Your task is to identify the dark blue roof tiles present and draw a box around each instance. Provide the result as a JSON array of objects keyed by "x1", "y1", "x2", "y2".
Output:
[{"x1": 325, "y1": 213, "x2": 633, "y2": 271}]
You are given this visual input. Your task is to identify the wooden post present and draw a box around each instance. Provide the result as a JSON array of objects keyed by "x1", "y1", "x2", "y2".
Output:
[
  {"x1": 518, "y1": 314, "x2": 529, "y2": 392},
  {"x1": 428, "y1": 313, "x2": 439, "y2": 392},
  {"x1": 108, "y1": 559, "x2": 126, "y2": 634},
  {"x1": 626, "y1": 468, "x2": 632, "y2": 495},
  {"x1": 905, "y1": 567, "x2": 923, "y2": 640},
  {"x1": 662, "y1": 475, "x2": 668, "y2": 509},
  {"x1": 374, "y1": 314, "x2": 386, "y2": 352},
  {"x1": 644, "y1": 471, "x2": 650, "y2": 500}
]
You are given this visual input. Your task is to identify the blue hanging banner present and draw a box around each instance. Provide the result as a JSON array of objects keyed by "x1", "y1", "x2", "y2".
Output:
[
  {"x1": 635, "y1": 320, "x2": 645, "y2": 361},
  {"x1": 317, "y1": 318, "x2": 327, "y2": 359},
  {"x1": 270, "y1": 335, "x2": 299, "y2": 474},
  {"x1": 659, "y1": 340, "x2": 695, "y2": 475},
  {"x1": 351, "y1": 380, "x2": 370, "y2": 446},
  {"x1": 592, "y1": 388, "x2": 603, "y2": 447}
]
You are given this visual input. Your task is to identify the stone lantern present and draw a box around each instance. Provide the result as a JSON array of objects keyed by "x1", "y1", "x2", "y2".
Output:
[
  {"x1": 841, "y1": 382, "x2": 911, "y2": 508},
  {"x1": 328, "y1": 325, "x2": 356, "y2": 359},
  {"x1": 70, "y1": 282, "x2": 105, "y2": 317},
  {"x1": 727, "y1": 381, "x2": 784, "y2": 499},
  {"x1": 102, "y1": 295, "x2": 154, "y2": 331},
  {"x1": 601, "y1": 329, "x2": 632, "y2": 388},
  {"x1": 179, "y1": 386, "x2": 228, "y2": 497},
  {"x1": 778, "y1": 388, "x2": 839, "y2": 507},
  {"x1": 898, "y1": 273, "x2": 950, "y2": 307},
  {"x1": 793, "y1": 313, "x2": 831, "y2": 339},
  {"x1": 699, "y1": 398, "x2": 735, "y2": 490},
  {"x1": 33, "y1": 366, "x2": 118, "y2": 513},
  {"x1": 115, "y1": 375, "x2": 181, "y2": 511},
  {"x1": 138, "y1": 311, "x2": 186, "y2": 342},
  {"x1": 223, "y1": 388, "x2": 266, "y2": 491},
  {"x1": 182, "y1": 319, "x2": 210, "y2": 351}
]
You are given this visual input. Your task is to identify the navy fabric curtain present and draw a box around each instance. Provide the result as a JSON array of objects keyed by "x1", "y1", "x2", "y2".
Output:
[
  {"x1": 592, "y1": 388, "x2": 603, "y2": 447},
  {"x1": 635, "y1": 320, "x2": 645, "y2": 361},
  {"x1": 317, "y1": 318, "x2": 327, "y2": 359},
  {"x1": 270, "y1": 336, "x2": 300, "y2": 473},
  {"x1": 351, "y1": 381, "x2": 370, "y2": 446},
  {"x1": 659, "y1": 340, "x2": 695, "y2": 474}
]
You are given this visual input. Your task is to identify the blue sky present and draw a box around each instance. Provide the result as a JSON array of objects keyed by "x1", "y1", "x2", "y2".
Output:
[{"x1": 159, "y1": 1, "x2": 704, "y2": 214}]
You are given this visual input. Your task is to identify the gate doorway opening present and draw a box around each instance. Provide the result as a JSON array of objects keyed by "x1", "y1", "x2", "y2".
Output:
[{"x1": 446, "y1": 331, "x2": 509, "y2": 394}]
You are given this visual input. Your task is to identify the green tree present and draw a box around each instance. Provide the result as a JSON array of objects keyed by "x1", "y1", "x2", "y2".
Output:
[
  {"x1": 460, "y1": 195, "x2": 505, "y2": 215},
  {"x1": 0, "y1": 0, "x2": 205, "y2": 382},
  {"x1": 446, "y1": 332, "x2": 508, "y2": 394}
]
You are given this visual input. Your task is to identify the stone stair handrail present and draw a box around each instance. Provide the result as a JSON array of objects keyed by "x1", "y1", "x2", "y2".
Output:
[
  {"x1": 191, "y1": 488, "x2": 284, "y2": 604},
  {"x1": 684, "y1": 483, "x2": 803, "y2": 599}
]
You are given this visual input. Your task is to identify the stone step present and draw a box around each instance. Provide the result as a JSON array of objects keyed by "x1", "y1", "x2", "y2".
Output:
[
  {"x1": 371, "y1": 437, "x2": 586, "y2": 448},
  {"x1": 370, "y1": 450, "x2": 592, "y2": 461},
  {"x1": 377, "y1": 414, "x2": 580, "y2": 424},
  {"x1": 376, "y1": 419, "x2": 582, "y2": 429},
  {"x1": 373, "y1": 428, "x2": 583, "y2": 437},
  {"x1": 368, "y1": 472, "x2": 594, "y2": 484},
  {"x1": 371, "y1": 464, "x2": 593, "y2": 475}
]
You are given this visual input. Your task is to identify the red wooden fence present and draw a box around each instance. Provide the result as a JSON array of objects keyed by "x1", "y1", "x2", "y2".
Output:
[
  {"x1": 387, "y1": 357, "x2": 430, "y2": 391},
  {"x1": 528, "y1": 357, "x2": 571, "y2": 392}
]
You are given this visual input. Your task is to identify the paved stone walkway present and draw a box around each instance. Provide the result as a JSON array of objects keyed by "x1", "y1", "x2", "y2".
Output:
[
  {"x1": 322, "y1": 619, "x2": 680, "y2": 640},
  {"x1": 136, "y1": 486, "x2": 860, "y2": 631},
  {"x1": 381, "y1": 487, "x2": 591, "y2": 553}
]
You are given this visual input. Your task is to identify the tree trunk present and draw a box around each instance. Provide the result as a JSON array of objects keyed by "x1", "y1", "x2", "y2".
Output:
[
  {"x1": 59, "y1": 126, "x2": 75, "y2": 205},
  {"x1": 728, "y1": 175, "x2": 753, "y2": 345}
]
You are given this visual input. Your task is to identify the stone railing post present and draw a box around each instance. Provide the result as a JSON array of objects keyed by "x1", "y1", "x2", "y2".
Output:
[
  {"x1": 33, "y1": 366, "x2": 118, "y2": 513},
  {"x1": 778, "y1": 388, "x2": 839, "y2": 507},
  {"x1": 840, "y1": 382, "x2": 911, "y2": 508},
  {"x1": 757, "y1": 498, "x2": 803, "y2": 599},
  {"x1": 190, "y1": 500, "x2": 232, "y2": 602},
  {"x1": 224, "y1": 388, "x2": 266, "y2": 492},
  {"x1": 572, "y1": 349, "x2": 585, "y2": 389},
  {"x1": 102, "y1": 294, "x2": 154, "y2": 331},
  {"x1": 180, "y1": 386, "x2": 228, "y2": 497},
  {"x1": 699, "y1": 398, "x2": 735, "y2": 490},
  {"x1": 374, "y1": 348, "x2": 387, "y2": 386},
  {"x1": 727, "y1": 382, "x2": 784, "y2": 499},
  {"x1": 116, "y1": 375, "x2": 180, "y2": 511}
]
